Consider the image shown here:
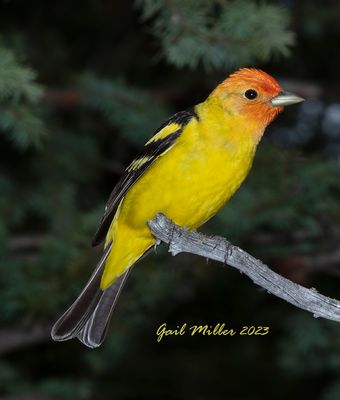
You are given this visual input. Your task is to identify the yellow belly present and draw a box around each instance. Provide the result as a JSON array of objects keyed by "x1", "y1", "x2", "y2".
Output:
[
  {"x1": 122, "y1": 138, "x2": 253, "y2": 230},
  {"x1": 101, "y1": 118, "x2": 257, "y2": 288}
]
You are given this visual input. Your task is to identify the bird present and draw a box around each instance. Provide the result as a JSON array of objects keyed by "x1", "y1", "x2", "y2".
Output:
[{"x1": 51, "y1": 68, "x2": 304, "y2": 348}]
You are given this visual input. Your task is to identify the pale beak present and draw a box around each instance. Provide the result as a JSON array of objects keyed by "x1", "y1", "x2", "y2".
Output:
[{"x1": 270, "y1": 91, "x2": 305, "y2": 107}]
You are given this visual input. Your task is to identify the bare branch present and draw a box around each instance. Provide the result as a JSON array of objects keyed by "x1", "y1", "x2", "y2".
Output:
[
  {"x1": 0, "y1": 324, "x2": 51, "y2": 355},
  {"x1": 148, "y1": 213, "x2": 340, "y2": 322},
  {"x1": 0, "y1": 395, "x2": 55, "y2": 400},
  {"x1": 8, "y1": 234, "x2": 46, "y2": 251}
]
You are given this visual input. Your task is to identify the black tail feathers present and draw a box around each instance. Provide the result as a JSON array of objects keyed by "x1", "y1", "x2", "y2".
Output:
[{"x1": 51, "y1": 243, "x2": 130, "y2": 348}]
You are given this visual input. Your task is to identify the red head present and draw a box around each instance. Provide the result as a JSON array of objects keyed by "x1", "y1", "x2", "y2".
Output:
[{"x1": 212, "y1": 68, "x2": 304, "y2": 128}]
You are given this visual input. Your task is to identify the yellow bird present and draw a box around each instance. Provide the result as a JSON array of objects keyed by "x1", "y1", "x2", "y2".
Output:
[{"x1": 52, "y1": 68, "x2": 304, "y2": 348}]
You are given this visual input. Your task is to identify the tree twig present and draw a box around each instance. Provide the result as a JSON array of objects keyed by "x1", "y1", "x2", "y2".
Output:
[
  {"x1": 0, "y1": 324, "x2": 51, "y2": 355},
  {"x1": 148, "y1": 213, "x2": 340, "y2": 322}
]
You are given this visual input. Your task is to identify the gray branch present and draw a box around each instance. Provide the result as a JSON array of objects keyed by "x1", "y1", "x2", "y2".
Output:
[
  {"x1": 148, "y1": 213, "x2": 340, "y2": 322},
  {"x1": 0, "y1": 324, "x2": 51, "y2": 355}
]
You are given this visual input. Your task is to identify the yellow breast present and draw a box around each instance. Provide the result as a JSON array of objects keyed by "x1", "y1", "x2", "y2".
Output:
[{"x1": 117, "y1": 99, "x2": 259, "y2": 234}]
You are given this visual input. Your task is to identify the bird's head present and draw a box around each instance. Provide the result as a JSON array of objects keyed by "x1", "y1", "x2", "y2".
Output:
[{"x1": 212, "y1": 68, "x2": 304, "y2": 129}]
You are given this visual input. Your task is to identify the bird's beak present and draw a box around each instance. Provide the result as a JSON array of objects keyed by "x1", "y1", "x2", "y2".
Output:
[{"x1": 270, "y1": 91, "x2": 305, "y2": 107}]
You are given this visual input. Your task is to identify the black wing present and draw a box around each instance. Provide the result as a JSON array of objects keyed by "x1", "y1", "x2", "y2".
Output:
[{"x1": 92, "y1": 107, "x2": 199, "y2": 246}]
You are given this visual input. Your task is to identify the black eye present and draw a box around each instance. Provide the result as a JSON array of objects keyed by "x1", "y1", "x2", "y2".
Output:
[{"x1": 244, "y1": 89, "x2": 258, "y2": 100}]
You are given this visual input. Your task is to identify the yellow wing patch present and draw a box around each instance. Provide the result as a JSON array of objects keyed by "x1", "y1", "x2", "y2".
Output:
[
  {"x1": 127, "y1": 156, "x2": 153, "y2": 172},
  {"x1": 145, "y1": 122, "x2": 181, "y2": 145},
  {"x1": 126, "y1": 122, "x2": 181, "y2": 172}
]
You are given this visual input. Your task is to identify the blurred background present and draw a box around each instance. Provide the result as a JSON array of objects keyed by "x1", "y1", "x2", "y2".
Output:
[{"x1": 1, "y1": 0, "x2": 340, "y2": 399}]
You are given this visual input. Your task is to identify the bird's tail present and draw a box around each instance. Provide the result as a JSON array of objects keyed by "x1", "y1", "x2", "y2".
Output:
[{"x1": 51, "y1": 243, "x2": 131, "y2": 348}]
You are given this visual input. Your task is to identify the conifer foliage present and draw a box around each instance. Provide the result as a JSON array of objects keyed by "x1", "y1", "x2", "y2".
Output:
[
  {"x1": 0, "y1": 44, "x2": 45, "y2": 148},
  {"x1": 137, "y1": 0, "x2": 294, "y2": 68},
  {"x1": 1, "y1": 1, "x2": 340, "y2": 400}
]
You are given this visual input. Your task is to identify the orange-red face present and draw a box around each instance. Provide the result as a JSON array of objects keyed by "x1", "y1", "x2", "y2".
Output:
[{"x1": 214, "y1": 68, "x2": 285, "y2": 127}]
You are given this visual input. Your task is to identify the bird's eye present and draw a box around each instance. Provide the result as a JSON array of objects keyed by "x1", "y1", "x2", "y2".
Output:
[{"x1": 244, "y1": 89, "x2": 258, "y2": 100}]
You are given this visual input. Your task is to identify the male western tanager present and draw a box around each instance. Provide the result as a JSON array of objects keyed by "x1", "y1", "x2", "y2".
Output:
[{"x1": 52, "y1": 68, "x2": 304, "y2": 348}]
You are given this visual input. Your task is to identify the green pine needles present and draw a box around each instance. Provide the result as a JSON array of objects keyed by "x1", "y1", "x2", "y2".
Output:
[
  {"x1": 137, "y1": 0, "x2": 295, "y2": 69},
  {"x1": 0, "y1": 44, "x2": 45, "y2": 148}
]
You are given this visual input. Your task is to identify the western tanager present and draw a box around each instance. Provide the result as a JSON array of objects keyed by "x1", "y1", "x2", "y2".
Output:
[{"x1": 52, "y1": 68, "x2": 304, "y2": 348}]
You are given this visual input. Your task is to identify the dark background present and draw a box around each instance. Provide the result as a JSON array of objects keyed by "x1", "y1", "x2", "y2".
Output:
[{"x1": 1, "y1": 0, "x2": 340, "y2": 399}]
